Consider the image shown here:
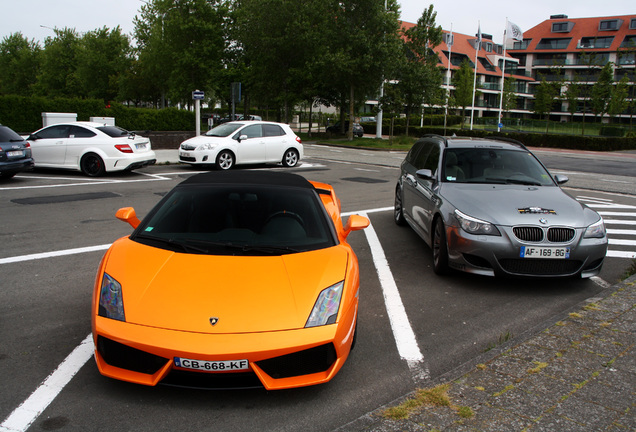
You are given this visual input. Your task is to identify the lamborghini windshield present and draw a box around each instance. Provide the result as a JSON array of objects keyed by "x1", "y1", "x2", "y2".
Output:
[{"x1": 133, "y1": 184, "x2": 337, "y2": 255}]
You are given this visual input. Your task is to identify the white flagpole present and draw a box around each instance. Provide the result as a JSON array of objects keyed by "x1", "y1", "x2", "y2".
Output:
[
  {"x1": 443, "y1": 24, "x2": 453, "y2": 135},
  {"x1": 470, "y1": 22, "x2": 480, "y2": 130},
  {"x1": 497, "y1": 19, "x2": 508, "y2": 132}
]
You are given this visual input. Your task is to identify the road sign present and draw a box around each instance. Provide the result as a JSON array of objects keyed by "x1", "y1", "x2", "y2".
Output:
[{"x1": 192, "y1": 90, "x2": 205, "y2": 100}]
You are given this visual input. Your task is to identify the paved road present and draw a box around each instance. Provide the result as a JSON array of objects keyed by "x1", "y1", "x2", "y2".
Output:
[{"x1": 0, "y1": 145, "x2": 634, "y2": 432}]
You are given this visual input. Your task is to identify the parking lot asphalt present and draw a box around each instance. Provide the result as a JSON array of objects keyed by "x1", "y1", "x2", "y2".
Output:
[
  {"x1": 156, "y1": 146, "x2": 635, "y2": 431},
  {"x1": 337, "y1": 274, "x2": 635, "y2": 431}
]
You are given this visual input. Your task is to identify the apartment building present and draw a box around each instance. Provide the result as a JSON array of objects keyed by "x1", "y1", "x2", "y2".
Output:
[
  {"x1": 508, "y1": 14, "x2": 636, "y2": 123},
  {"x1": 392, "y1": 15, "x2": 635, "y2": 124}
]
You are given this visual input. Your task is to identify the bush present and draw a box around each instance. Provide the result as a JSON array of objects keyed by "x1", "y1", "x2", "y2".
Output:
[
  {"x1": 0, "y1": 95, "x2": 195, "y2": 133},
  {"x1": 599, "y1": 126, "x2": 626, "y2": 137}
]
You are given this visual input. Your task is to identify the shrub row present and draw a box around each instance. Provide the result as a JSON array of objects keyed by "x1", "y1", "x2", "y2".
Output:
[{"x1": 0, "y1": 95, "x2": 195, "y2": 133}]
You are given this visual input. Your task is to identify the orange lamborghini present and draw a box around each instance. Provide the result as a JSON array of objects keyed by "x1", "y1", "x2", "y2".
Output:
[{"x1": 91, "y1": 171, "x2": 369, "y2": 390}]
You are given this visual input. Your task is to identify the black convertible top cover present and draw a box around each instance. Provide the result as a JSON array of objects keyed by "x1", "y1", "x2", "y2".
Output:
[{"x1": 179, "y1": 170, "x2": 313, "y2": 189}]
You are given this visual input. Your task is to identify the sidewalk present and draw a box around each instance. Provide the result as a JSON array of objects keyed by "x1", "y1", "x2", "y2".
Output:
[{"x1": 339, "y1": 274, "x2": 636, "y2": 431}]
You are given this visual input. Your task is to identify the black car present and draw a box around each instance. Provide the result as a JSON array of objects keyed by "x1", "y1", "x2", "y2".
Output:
[
  {"x1": 326, "y1": 121, "x2": 364, "y2": 138},
  {"x1": 0, "y1": 125, "x2": 34, "y2": 179}
]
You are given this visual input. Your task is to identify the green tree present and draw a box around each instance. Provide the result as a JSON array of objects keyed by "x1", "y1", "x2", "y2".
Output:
[
  {"x1": 37, "y1": 27, "x2": 81, "y2": 98},
  {"x1": 0, "y1": 33, "x2": 41, "y2": 96},
  {"x1": 501, "y1": 77, "x2": 518, "y2": 114},
  {"x1": 397, "y1": 5, "x2": 443, "y2": 136},
  {"x1": 533, "y1": 76, "x2": 559, "y2": 133},
  {"x1": 590, "y1": 62, "x2": 613, "y2": 122},
  {"x1": 319, "y1": 0, "x2": 402, "y2": 140},
  {"x1": 608, "y1": 74, "x2": 629, "y2": 122},
  {"x1": 133, "y1": 0, "x2": 227, "y2": 107},
  {"x1": 75, "y1": 27, "x2": 132, "y2": 102},
  {"x1": 451, "y1": 59, "x2": 473, "y2": 128},
  {"x1": 563, "y1": 73, "x2": 581, "y2": 122}
]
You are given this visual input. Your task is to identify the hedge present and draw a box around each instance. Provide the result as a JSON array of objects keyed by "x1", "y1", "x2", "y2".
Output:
[{"x1": 0, "y1": 95, "x2": 195, "y2": 133}]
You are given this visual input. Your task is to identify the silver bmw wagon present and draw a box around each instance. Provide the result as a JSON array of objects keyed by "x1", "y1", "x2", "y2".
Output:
[{"x1": 394, "y1": 135, "x2": 608, "y2": 278}]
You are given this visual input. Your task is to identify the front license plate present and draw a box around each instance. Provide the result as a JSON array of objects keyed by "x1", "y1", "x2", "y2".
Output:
[
  {"x1": 7, "y1": 150, "x2": 23, "y2": 157},
  {"x1": 179, "y1": 151, "x2": 191, "y2": 158},
  {"x1": 174, "y1": 357, "x2": 249, "y2": 372},
  {"x1": 520, "y1": 246, "x2": 570, "y2": 259}
]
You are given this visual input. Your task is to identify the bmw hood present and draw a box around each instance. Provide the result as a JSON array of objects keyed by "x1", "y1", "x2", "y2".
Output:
[
  {"x1": 440, "y1": 184, "x2": 599, "y2": 227},
  {"x1": 103, "y1": 239, "x2": 349, "y2": 334}
]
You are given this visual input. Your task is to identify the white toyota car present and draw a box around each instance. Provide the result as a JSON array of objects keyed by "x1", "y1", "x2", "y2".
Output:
[
  {"x1": 179, "y1": 121, "x2": 303, "y2": 170},
  {"x1": 27, "y1": 122, "x2": 156, "y2": 177}
]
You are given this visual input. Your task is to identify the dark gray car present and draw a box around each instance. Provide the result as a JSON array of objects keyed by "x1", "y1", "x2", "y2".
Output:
[
  {"x1": 394, "y1": 135, "x2": 608, "y2": 278},
  {"x1": 0, "y1": 125, "x2": 34, "y2": 179}
]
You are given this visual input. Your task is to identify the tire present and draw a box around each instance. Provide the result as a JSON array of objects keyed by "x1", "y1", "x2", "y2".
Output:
[
  {"x1": 432, "y1": 218, "x2": 450, "y2": 275},
  {"x1": 282, "y1": 149, "x2": 299, "y2": 167},
  {"x1": 215, "y1": 150, "x2": 234, "y2": 170},
  {"x1": 394, "y1": 186, "x2": 406, "y2": 226},
  {"x1": 0, "y1": 172, "x2": 16, "y2": 180},
  {"x1": 80, "y1": 153, "x2": 105, "y2": 177}
]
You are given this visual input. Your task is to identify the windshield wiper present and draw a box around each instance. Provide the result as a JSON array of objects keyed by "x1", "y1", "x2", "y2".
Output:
[
  {"x1": 134, "y1": 234, "x2": 209, "y2": 254},
  {"x1": 504, "y1": 178, "x2": 542, "y2": 186},
  {"x1": 240, "y1": 245, "x2": 301, "y2": 254}
]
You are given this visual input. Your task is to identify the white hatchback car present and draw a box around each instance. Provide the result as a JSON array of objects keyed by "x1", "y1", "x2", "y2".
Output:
[
  {"x1": 179, "y1": 121, "x2": 303, "y2": 170},
  {"x1": 27, "y1": 122, "x2": 156, "y2": 177}
]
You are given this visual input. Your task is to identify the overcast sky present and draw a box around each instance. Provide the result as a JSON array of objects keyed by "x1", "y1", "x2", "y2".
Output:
[{"x1": 1, "y1": 0, "x2": 633, "y2": 45}]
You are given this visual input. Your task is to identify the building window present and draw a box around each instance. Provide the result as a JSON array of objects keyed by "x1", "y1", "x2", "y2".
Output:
[
  {"x1": 579, "y1": 36, "x2": 614, "y2": 49},
  {"x1": 599, "y1": 19, "x2": 622, "y2": 31},
  {"x1": 620, "y1": 35, "x2": 636, "y2": 48},
  {"x1": 484, "y1": 42, "x2": 493, "y2": 52},
  {"x1": 631, "y1": 18, "x2": 636, "y2": 29},
  {"x1": 552, "y1": 22, "x2": 572, "y2": 33},
  {"x1": 512, "y1": 39, "x2": 531, "y2": 50},
  {"x1": 536, "y1": 38, "x2": 572, "y2": 49}
]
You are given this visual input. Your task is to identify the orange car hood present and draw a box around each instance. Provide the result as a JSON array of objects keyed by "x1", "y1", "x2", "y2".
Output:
[{"x1": 104, "y1": 238, "x2": 349, "y2": 334}]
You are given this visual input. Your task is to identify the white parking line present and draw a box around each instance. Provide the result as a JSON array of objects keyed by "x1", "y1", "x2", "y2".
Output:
[
  {"x1": 0, "y1": 244, "x2": 111, "y2": 265},
  {"x1": 0, "y1": 335, "x2": 93, "y2": 432}
]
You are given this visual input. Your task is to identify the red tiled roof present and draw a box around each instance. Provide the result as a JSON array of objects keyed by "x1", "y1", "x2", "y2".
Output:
[
  {"x1": 400, "y1": 21, "x2": 532, "y2": 81},
  {"x1": 520, "y1": 15, "x2": 636, "y2": 53}
]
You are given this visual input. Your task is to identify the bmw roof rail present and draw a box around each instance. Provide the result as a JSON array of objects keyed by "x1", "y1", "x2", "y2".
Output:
[
  {"x1": 420, "y1": 134, "x2": 449, "y2": 147},
  {"x1": 489, "y1": 136, "x2": 528, "y2": 151}
]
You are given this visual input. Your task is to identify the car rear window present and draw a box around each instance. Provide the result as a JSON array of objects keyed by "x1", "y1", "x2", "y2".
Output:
[
  {"x1": 96, "y1": 126, "x2": 130, "y2": 137},
  {"x1": 0, "y1": 126, "x2": 24, "y2": 142}
]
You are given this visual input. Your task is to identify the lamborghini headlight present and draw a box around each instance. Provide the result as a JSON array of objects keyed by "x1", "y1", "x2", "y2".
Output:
[
  {"x1": 98, "y1": 273, "x2": 125, "y2": 321},
  {"x1": 455, "y1": 209, "x2": 501, "y2": 236},
  {"x1": 305, "y1": 281, "x2": 344, "y2": 328},
  {"x1": 584, "y1": 218, "x2": 606, "y2": 239}
]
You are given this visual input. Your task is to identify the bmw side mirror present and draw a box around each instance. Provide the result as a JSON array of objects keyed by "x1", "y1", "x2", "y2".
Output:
[
  {"x1": 554, "y1": 174, "x2": 569, "y2": 185},
  {"x1": 415, "y1": 169, "x2": 433, "y2": 180}
]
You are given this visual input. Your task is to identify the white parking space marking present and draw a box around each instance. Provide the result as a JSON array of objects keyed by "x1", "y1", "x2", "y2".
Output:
[
  {"x1": 343, "y1": 209, "x2": 429, "y2": 381},
  {"x1": 578, "y1": 196, "x2": 636, "y2": 260},
  {"x1": 0, "y1": 245, "x2": 111, "y2": 265},
  {"x1": 0, "y1": 335, "x2": 93, "y2": 432}
]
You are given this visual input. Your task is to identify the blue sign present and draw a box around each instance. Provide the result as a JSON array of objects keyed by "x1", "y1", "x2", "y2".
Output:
[{"x1": 192, "y1": 90, "x2": 205, "y2": 100}]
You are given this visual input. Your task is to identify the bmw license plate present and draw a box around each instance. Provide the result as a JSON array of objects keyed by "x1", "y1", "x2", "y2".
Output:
[
  {"x1": 174, "y1": 357, "x2": 249, "y2": 372},
  {"x1": 520, "y1": 246, "x2": 570, "y2": 259},
  {"x1": 7, "y1": 150, "x2": 23, "y2": 157}
]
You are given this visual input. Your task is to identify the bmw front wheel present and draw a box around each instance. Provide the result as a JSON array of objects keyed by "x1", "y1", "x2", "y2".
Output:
[
  {"x1": 432, "y1": 218, "x2": 450, "y2": 275},
  {"x1": 394, "y1": 186, "x2": 406, "y2": 226}
]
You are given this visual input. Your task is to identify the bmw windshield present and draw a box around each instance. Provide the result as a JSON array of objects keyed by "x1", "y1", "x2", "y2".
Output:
[{"x1": 442, "y1": 148, "x2": 556, "y2": 186}]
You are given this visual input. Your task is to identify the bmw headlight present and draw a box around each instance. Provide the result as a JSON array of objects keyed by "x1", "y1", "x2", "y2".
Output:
[
  {"x1": 454, "y1": 210, "x2": 501, "y2": 236},
  {"x1": 305, "y1": 281, "x2": 344, "y2": 328},
  {"x1": 198, "y1": 143, "x2": 218, "y2": 151},
  {"x1": 98, "y1": 273, "x2": 125, "y2": 321},
  {"x1": 584, "y1": 218, "x2": 606, "y2": 239}
]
